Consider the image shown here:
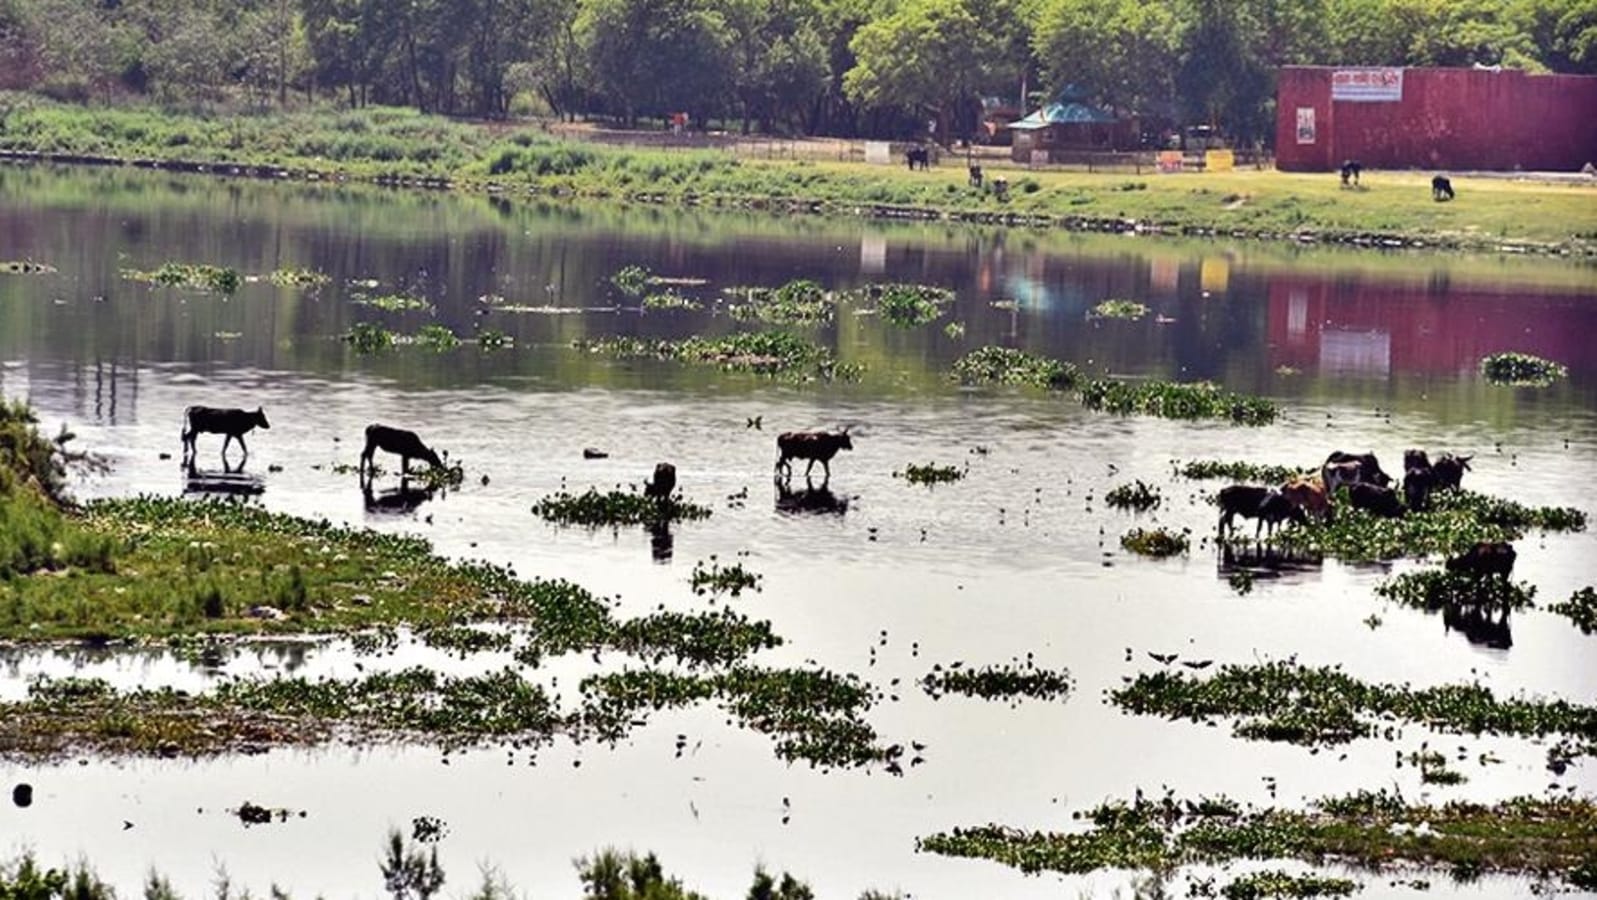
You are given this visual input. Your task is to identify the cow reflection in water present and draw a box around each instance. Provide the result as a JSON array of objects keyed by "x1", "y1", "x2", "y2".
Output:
[
  {"x1": 362, "y1": 479, "x2": 435, "y2": 516},
  {"x1": 647, "y1": 523, "x2": 675, "y2": 563},
  {"x1": 774, "y1": 478, "x2": 849, "y2": 515},
  {"x1": 1217, "y1": 542, "x2": 1323, "y2": 581},
  {"x1": 182, "y1": 459, "x2": 265, "y2": 497},
  {"x1": 1442, "y1": 602, "x2": 1513, "y2": 650}
]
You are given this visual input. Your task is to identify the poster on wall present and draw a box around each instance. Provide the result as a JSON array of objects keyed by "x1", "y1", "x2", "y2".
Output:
[
  {"x1": 1295, "y1": 107, "x2": 1316, "y2": 144},
  {"x1": 1332, "y1": 68, "x2": 1403, "y2": 102}
]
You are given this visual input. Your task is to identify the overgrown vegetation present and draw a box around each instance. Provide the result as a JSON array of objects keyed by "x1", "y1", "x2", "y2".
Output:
[
  {"x1": 919, "y1": 660, "x2": 1073, "y2": 703},
  {"x1": 1121, "y1": 527, "x2": 1190, "y2": 558},
  {"x1": 870, "y1": 284, "x2": 952, "y2": 327},
  {"x1": 121, "y1": 262, "x2": 240, "y2": 294},
  {"x1": 1375, "y1": 570, "x2": 1536, "y2": 613},
  {"x1": 532, "y1": 488, "x2": 713, "y2": 527},
  {"x1": 919, "y1": 790, "x2": 1597, "y2": 885},
  {"x1": 574, "y1": 332, "x2": 861, "y2": 381},
  {"x1": 1177, "y1": 460, "x2": 1310, "y2": 484},
  {"x1": 725, "y1": 280, "x2": 833, "y2": 325},
  {"x1": 1480, "y1": 352, "x2": 1569, "y2": 386},
  {"x1": 951, "y1": 347, "x2": 1079, "y2": 390},
  {"x1": 1106, "y1": 480, "x2": 1162, "y2": 512},
  {"x1": 894, "y1": 463, "x2": 965, "y2": 486},
  {"x1": 1090, "y1": 299, "x2": 1149, "y2": 321},
  {"x1": 1549, "y1": 587, "x2": 1597, "y2": 634},
  {"x1": 1077, "y1": 379, "x2": 1278, "y2": 426},
  {"x1": 1277, "y1": 490, "x2": 1586, "y2": 561},
  {"x1": 689, "y1": 557, "x2": 762, "y2": 598}
]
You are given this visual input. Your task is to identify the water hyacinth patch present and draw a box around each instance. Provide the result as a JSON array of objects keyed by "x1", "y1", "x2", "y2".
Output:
[
  {"x1": 574, "y1": 332, "x2": 859, "y2": 381},
  {"x1": 1276, "y1": 490, "x2": 1585, "y2": 561},
  {"x1": 609, "y1": 609, "x2": 781, "y2": 668},
  {"x1": 1177, "y1": 460, "x2": 1310, "y2": 484},
  {"x1": 353, "y1": 293, "x2": 432, "y2": 312},
  {"x1": 1374, "y1": 570, "x2": 1537, "y2": 613},
  {"x1": 1480, "y1": 352, "x2": 1568, "y2": 387},
  {"x1": 1110, "y1": 660, "x2": 1597, "y2": 750},
  {"x1": 918, "y1": 790, "x2": 1597, "y2": 885},
  {"x1": 122, "y1": 262, "x2": 241, "y2": 294},
  {"x1": 1549, "y1": 587, "x2": 1597, "y2": 634},
  {"x1": 642, "y1": 290, "x2": 702, "y2": 311},
  {"x1": 725, "y1": 279, "x2": 833, "y2": 324},
  {"x1": 1219, "y1": 871, "x2": 1360, "y2": 899},
  {"x1": 477, "y1": 328, "x2": 512, "y2": 350},
  {"x1": 610, "y1": 264, "x2": 651, "y2": 296},
  {"x1": 345, "y1": 323, "x2": 396, "y2": 353},
  {"x1": 894, "y1": 463, "x2": 965, "y2": 486},
  {"x1": 689, "y1": 558, "x2": 762, "y2": 598},
  {"x1": 1090, "y1": 299, "x2": 1150, "y2": 321},
  {"x1": 1106, "y1": 480, "x2": 1162, "y2": 511},
  {"x1": 869, "y1": 283, "x2": 953, "y2": 327},
  {"x1": 410, "y1": 324, "x2": 460, "y2": 351},
  {"x1": 919, "y1": 660, "x2": 1073, "y2": 703},
  {"x1": 266, "y1": 267, "x2": 330, "y2": 287},
  {"x1": 1078, "y1": 379, "x2": 1278, "y2": 426},
  {"x1": 0, "y1": 260, "x2": 57, "y2": 274},
  {"x1": 531, "y1": 488, "x2": 712, "y2": 527},
  {"x1": 1121, "y1": 527, "x2": 1190, "y2": 557},
  {"x1": 951, "y1": 346, "x2": 1079, "y2": 390}
]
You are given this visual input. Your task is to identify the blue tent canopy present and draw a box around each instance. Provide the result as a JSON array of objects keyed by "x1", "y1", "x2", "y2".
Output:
[{"x1": 1009, "y1": 101, "x2": 1119, "y2": 130}]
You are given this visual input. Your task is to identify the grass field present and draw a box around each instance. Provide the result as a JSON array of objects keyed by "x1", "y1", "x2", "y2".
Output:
[{"x1": 2, "y1": 100, "x2": 1595, "y2": 252}]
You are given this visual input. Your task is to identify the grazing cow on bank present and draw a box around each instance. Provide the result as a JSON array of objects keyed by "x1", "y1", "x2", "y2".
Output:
[
  {"x1": 645, "y1": 462, "x2": 677, "y2": 500},
  {"x1": 1432, "y1": 453, "x2": 1472, "y2": 490},
  {"x1": 360, "y1": 424, "x2": 444, "y2": 478},
  {"x1": 1339, "y1": 159, "x2": 1362, "y2": 187},
  {"x1": 1348, "y1": 482, "x2": 1404, "y2": 518},
  {"x1": 1280, "y1": 477, "x2": 1331, "y2": 522},
  {"x1": 906, "y1": 147, "x2": 930, "y2": 171},
  {"x1": 775, "y1": 428, "x2": 853, "y2": 482},
  {"x1": 1432, "y1": 175, "x2": 1455, "y2": 201},
  {"x1": 1446, "y1": 541, "x2": 1517, "y2": 580},
  {"x1": 1322, "y1": 451, "x2": 1392, "y2": 490},
  {"x1": 1403, "y1": 466, "x2": 1439, "y2": 512},
  {"x1": 1218, "y1": 485, "x2": 1306, "y2": 539},
  {"x1": 181, "y1": 406, "x2": 269, "y2": 462}
]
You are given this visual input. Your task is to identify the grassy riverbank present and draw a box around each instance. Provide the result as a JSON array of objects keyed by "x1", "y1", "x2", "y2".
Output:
[{"x1": 3, "y1": 101, "x2": 1595, "y2": 253}]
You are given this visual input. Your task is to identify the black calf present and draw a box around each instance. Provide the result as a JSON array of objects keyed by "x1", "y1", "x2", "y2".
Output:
[
  {"x1": 181, "y1": 406, "x2": 269, "y2": 462},
  {"x1": 1432, "y1": 175, "x2": 1455, "y2": 201}
]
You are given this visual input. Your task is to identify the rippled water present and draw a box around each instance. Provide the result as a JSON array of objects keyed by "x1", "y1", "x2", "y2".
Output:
[{"x1": 1, "y1": 165, "x2": 1595, "y2": 899}]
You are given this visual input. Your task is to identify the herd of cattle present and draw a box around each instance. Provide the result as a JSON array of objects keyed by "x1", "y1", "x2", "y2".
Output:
[{"x1": 1217, "y1": 447, "x2": 1514, "y2": 579}]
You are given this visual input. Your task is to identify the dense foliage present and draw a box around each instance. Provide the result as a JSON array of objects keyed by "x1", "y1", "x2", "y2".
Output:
[{"x1": 1, "y1": 0, "x2": 1592, "y2": 140}]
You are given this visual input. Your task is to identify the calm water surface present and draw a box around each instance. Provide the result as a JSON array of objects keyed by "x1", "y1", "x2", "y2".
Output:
[{"x1": 1, "y1": 165, "x2": 1595, "y2": 899}]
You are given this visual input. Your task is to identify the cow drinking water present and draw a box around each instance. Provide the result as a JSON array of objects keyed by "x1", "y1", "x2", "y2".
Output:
[
  {"x1": 775, "y1": 428, "x2": 853, "y2": 482},
  {"x1": 360, "y1": 424, "x2": 444, "y2": 479},
  {"x1": 181, "y1": 406, "x2": 269, "y2": 463},
  {"x1": 1218, "y1": 485, "x2": 1306, "y2": 539}
]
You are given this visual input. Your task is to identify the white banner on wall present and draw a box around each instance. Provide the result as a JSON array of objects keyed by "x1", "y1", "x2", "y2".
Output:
[
  {"x1": 1332, "y1": 68, "x2": 1403, "y2": 102},
  {"x1": 1295, "y1": 107, "x2": 1316, "y2": 144}
]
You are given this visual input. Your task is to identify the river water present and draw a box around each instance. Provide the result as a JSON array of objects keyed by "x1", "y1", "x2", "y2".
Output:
[{"x1": 1, "y1": 164, "x2": 1595, "y2": 899}]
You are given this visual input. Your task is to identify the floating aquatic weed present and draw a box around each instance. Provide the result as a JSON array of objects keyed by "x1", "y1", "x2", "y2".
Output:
[
  {"x1": 345, "y1": 323, "x2": 396, "y2": 353},
  {"x1": 122, "y1": 262, "x2": 241, "y2": 294},
  {"x1": 411, "y1": 324, "x2": 460, "y2": 351},
  {"x1": 1228, "y1": 570, "x2": 1255, "y2": 595},
  {"x1": 1111, "y1": 660, "x2": 1597, "y2": 750},
  {"x1": 1374, "y1": 570, "x2": 1536, "y2": 613},
  {"x1": 642, "y1": 290, "x2": 702, "y2": 311},
  {"x1": 354, "y1": 293, "x2": 432, "y2": 312},
  {"x1": 894, "y1": 463, "x2": 965, "y2": 486},
  {"x1": 609, "y1": 609, "x2": 781, "y2": 668},
  {"x1": 1121, "y1": 527, "x2": 1190, "y2": 558},
  {"x1": 1276, "y1": 491, "x2": 1585, "y2": 562},
  {"x1": 1106, "y1": 480, "x2": 1162, "y2": 511},
  {"x1": 1219, "y1": 871, "x2": 1359, "y2": 899},
  {"x1": 532, "y1": 487, "x2": 712, "y2": 527},
  {"x1": 1403, "y1": 749, "x2": 1467, "y2": 786},
  {"x1": 919, "y1": 790, "x2": 1597, "y2": 884},
  {"x1": 266, "y1": 267, "x2": 330, "y2": 287},
  {"x1": 477, "y1": 328, "x2": 512, "y2": 350},
  {"x1": 1548, "y1": 587, "x2": 1597, "y2": 634},
  {"x1": 1177, "y1": 460, "x2": 1310, "y2": 484},
  {"x1": 1079, "y1": 379, "x2": 1278, "y2": 426},
  {"x1": 1090, "y1": 299, "x2": 1151, "y2": 321},
  {"x1": 233, "y1": 800, "x2": 303, "y2": 826},
  {"x1": 418, "y1": 625, "x2": 515, "y2": 657},
  {"x1": 1480, "y1": 352, "x2": 1568, "y2": 387},
  {"x1": 869, "y1": 283, "x2": 953, "y2": 327},
  {"x1": 919, "y1": 660, "x2": 1073, "y2": 703},
  {"x1": 0, "y1": 260, "x2": 57, "y2": 275},
  {"x1": 944, "y1": 321, "x2": 966, "y2": 340},
  {"x1": 950, "y1": 346, "x2": 1079, "y2": 390},
  {"x1": 574, "y1": 331, "x2": 848, "y2": 380},
  {"x1": 610, "y1": 264, "x2": 651, "y2": 297},
  {"x1": 689, "y1": 558, "x2": 762, "y2": 598},
  {"x1": 725, "y1": 279, "x2": 832, "y2": 324}
]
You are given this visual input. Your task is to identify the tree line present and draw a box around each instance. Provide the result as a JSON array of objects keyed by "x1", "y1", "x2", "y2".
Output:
[{"x1": 0, "y1": 0, "x2": 1592, "y2": 143}]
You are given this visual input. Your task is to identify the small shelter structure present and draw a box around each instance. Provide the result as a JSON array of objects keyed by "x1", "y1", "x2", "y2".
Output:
[{"x1": 1008, "y1": 88, "x2": 1137, "y2": 162}]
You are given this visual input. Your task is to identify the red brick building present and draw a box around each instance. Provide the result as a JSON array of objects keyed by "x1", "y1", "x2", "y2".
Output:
[{"x1": 1275, "y1": 65, "x2": 1597, "y2": 172}]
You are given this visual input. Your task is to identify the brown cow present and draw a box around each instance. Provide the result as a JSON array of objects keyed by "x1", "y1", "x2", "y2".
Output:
[
  {"x1": 1219, "y1": 485, "x2": 1306, "y2": 539},
  {"x1": 1446, "y1": 541, "x2": 1516, "y2": 580},
  {"x1": 775, "y1": 428, "x2": 853, "y2": 481},
  {"x1": 1280, "y1": 477, "x2": 1330, "y2": 521}
]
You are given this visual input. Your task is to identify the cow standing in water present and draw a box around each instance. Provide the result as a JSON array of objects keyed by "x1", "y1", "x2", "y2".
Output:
[
  {"x1": 775, "y1": 428, "x2": 853, "y2": 483},
  {"x1": 360, "y1": 424, "x2": 444, "y2": 480},
  {"x1": 181, "y1": 406, "x2": 269, "y2": 464}
]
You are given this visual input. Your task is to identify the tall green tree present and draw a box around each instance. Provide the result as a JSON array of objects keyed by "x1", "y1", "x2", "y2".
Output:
[{"x1": 578, "y1": 0, "x2": 736, "y2": 124}]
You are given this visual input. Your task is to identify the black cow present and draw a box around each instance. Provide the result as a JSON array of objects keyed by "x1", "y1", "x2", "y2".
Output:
[
  {"x1": 1339, "y1": 159, "x2": 1362, "y2": 187},
  {"x1": 1446, "y1": 541, "x2": 1517, "y2": 580},
  {"x1": 776, "y1": 428, "x2": 853, "y2": 482},
  {"x1": 1348, "y1": 482, "x2": 1404, "y2": 518},
  {"x1": 1432, "y1": 453, "x2": 1472, "y2": 490},
  {"x1": 181, "y1": 406, "x2": 269, "y2": 462},
  {"x1": 1403, "y1": 466, "x2": 1439, "y2": 512},
  {"x1": 906, "y1": 147, "x2": 930, "y2": 171},
  {"x1": 1322, "y1": 451, "x2": 1392, "y2": 489},
  {"x1": 360, "y1": 424, "x2": 444, "y2": 479},
  {"x1": 645, "y1": 462, "x2": 677, "y2": 500},
  {"x1": 1403, "y1": 449, "x2": 1432, "y2": 472},
  {"x1": 1432, "y1": 175, "x2": 1454, "y2": 201},
  {"x1": 1218, "y1": 486, "x2": 1306, "y2": 539}
]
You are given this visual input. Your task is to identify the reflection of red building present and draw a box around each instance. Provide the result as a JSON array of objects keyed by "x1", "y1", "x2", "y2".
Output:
[{"x1": 1268, "y1": 278, "x2": 1597, "y2": 377}]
